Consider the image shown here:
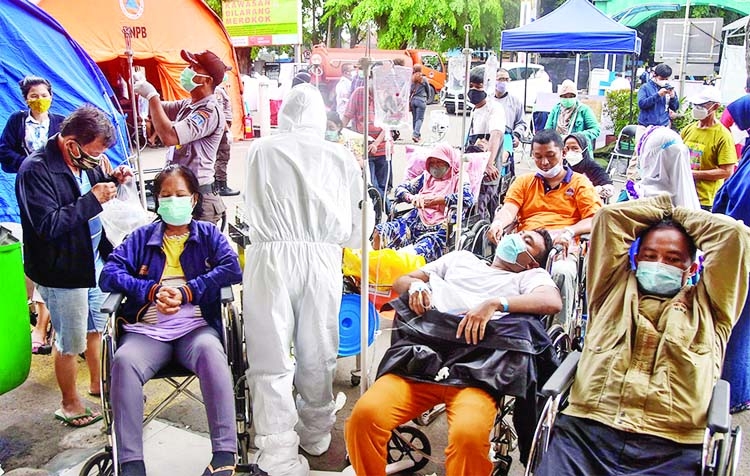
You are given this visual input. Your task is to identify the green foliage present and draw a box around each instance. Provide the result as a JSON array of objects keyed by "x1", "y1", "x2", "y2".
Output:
[
  {"x1": 322, "y1": 0, "x2": 504, "y2": 50},
  {"x1": 205, "y1": 0, "x2": 222, "y2": 16},
  {"x1": 602, "y1": 89, "x2": 640, "y2": 138}
]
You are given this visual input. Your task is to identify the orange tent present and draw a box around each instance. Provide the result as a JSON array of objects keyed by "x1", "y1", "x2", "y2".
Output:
[{"x1": 36, "y1": 0, "x2": 245, "y2": 138}]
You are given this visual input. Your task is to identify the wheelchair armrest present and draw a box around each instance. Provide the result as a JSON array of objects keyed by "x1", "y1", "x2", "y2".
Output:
[
  {"x1": 707, "y1": 379, "x2": 731, "y2": 434},
  {"x1": 101, "y1": 292, "x2": 125, "y2": 314},
  {"x1": 220, "y1": 286, "x2": 235, "y2": 304},
  {"x1": 541, "y1": 351, "x2": 581, "y2": 398}
]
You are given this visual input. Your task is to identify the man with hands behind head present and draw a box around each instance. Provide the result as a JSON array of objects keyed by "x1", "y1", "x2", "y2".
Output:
[
  {"x1": 133, "y1": 49, "x2": 231, "y2": 225},
  {"x1": 345, "y1": 232, "x2": 561, "y2": 476},
  {"x1": 16, "y1": 105, "x2": 132, "y2": 428}
]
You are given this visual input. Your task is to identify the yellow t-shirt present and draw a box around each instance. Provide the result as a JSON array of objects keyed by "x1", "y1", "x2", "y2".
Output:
[{"x1": 681, "y1": 122, "x2": 737, "y2": 206}]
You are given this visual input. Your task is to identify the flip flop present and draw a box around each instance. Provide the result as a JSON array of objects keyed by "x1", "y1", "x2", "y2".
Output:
[
  {"x1": 54, "y1": 408, "x2": 103, "y2": 428},
  {"x1": 88, "y1": 391, "x2": 102, "y2": 398},
  {"x1": 31, "y1": 340, "x2": 52, "y2": 355}
]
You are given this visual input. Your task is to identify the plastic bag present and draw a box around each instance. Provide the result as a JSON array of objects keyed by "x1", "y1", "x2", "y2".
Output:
[
  {"x1": 343, "y1": 248, "x2": 426, "y2": 310},
  {"x1": 100, "y1": 179, "x2": 151, "y2": 247},
  {"x1": 371, "y1": 63, "x2": 412, "y2": 129}
]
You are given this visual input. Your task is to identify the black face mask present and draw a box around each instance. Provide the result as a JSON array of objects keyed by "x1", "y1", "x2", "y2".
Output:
[{"x1": 467, "y1": 89, "x2": 487, "y2": 105}]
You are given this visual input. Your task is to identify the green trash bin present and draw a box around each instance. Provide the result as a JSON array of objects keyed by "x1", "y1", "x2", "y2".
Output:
[{"x1": 0, "y1": 225, "x2": 30, "y2": 395}]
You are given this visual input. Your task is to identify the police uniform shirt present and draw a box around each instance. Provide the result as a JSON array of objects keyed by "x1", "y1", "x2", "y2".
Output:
[{"x1": 162, "y1": 95, "x2": 225, "y2": 186}]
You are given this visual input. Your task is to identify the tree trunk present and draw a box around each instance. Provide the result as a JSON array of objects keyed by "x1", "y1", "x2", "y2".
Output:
[{"x1": 745, "y1": 16, "x2": 750, "y2": 77}]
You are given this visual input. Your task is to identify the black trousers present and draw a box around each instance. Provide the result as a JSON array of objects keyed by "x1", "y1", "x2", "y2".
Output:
[{"x1": 536, "y1": 414, "x2": 702, "y2": 476}]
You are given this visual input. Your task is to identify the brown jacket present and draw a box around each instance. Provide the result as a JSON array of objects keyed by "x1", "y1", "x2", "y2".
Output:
[{"x1": 564, "y1": 194, "x2": 750, "y2": 444}]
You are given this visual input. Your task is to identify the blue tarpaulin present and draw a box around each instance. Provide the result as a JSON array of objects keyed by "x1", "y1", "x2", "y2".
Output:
[
  {"x1": 0, "y1": 0, "x2": 129, "y2": 224},
  {"x1": 501, "y1": 0, "x2": 641, "y2": 55}
]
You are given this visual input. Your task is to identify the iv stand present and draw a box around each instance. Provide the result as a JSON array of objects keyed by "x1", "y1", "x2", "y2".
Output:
[
  {"x1": 122, "y1": 27, "x2": 148, "y2": 210},
  {"x1": 455, "y1": 24, "x2": 472, "y2": 251}
]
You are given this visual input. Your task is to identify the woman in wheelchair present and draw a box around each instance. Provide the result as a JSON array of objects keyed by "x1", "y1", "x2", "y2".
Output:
[
  {"x1": 562, "y1": 133, "x2": 614, "y2": 200},
  {"x1": 372, "y1": 143, "x2": 473, "y2": 262},
  {"x1": 99, "y1": 165, "x2": 242, "y2": 476}
]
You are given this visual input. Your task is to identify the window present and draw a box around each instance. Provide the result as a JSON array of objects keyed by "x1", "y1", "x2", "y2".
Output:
[{"x1": 420, "y1": 54, "x2": 443, "y2": 73}]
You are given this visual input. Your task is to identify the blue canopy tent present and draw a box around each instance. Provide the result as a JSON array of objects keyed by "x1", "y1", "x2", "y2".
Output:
[
  {"x1": 0, "y1": 0, "x2": 129, "y2": 224},
  {"x1": 501, "y1": 0, "x2": 641, "y2": 119},
  {"x1": 501, "y1": 0, "x2": 641, "y2": 55}
]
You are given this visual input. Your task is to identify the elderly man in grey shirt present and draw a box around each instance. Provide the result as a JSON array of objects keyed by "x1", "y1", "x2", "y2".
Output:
[
  {"x1": 134, "y1": 49, "x2": 231, "y2": 224},
  {"x1": 493, "y1": 68, "x2": 528, "y2": 148}
]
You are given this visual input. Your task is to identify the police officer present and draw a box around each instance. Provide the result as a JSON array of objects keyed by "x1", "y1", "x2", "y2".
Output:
[{"x1": 133, "y1": 49, "x2": 230, "y2": 224}]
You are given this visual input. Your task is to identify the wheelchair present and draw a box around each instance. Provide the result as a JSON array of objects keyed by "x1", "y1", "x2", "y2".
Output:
[
  {"x1": 606, "y1": 125, "x2": 637, "y2": 182},
  {"x1": 524, "y1": 351, "x2": 743, "y2": 476},
  {"x1": 380, "y1": 244, "x2": 574, "y2": 476},
  {"x1": 78, "y1": 286, "x2": 252, "y2": 476}
]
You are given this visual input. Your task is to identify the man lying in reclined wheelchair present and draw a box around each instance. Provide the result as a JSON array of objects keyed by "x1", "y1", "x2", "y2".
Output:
[
  {"x1": 345, "y1": 229, "x2": 562, "y2": 475},
  {"x1": 533, "y1": 195, "x2": 750, "y2": 476}
]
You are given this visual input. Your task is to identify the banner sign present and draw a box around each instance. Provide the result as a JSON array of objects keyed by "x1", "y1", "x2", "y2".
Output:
[{"x1": 222, "y1": 0, "x2": 302, "y2": 46}]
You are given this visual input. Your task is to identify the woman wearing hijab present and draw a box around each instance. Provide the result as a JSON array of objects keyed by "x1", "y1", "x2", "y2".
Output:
[
  {"x1": 713, "y1": 146, "x2": 750, "y2": 413},
  {"x1": 563, "y1": 133, "x2": 614, "y2": 199},
  {"x1": 631, "y1": 126, "x2": 701, "y2": 210},
  {"x1": 373, "y1": 143, "x2": 474, "y2": 262},
  {"x1": 545, "y1": 80, "x2": 600, "y2": 151}
]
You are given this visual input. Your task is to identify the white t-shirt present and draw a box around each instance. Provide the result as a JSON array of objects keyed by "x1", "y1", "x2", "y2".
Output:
[
  {"x1": 336, "y1": 76, "x2": 353, "y2": 118},
  {"x1": 470, "y1": 100, "x2": 506, "y2": 136},
  {"x1": 421, "y1": 250, "x2": 555, "y2": 318}
]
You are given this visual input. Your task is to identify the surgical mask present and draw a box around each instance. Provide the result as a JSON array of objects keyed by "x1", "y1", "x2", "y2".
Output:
[
  {"x1": 565, "y1": 150, "x2": 585, "y2": 166},
  {"x1": 357, "y1": 70, "x2": 364, "y2": 79},
  {"x1": 560, "y1": 98, "x2": 576, "y2": 108},
  {"x1": 180, "y1": 67, "x2": 205, "y2": 92},
  {"x1": 496, "y1": 233, "x2": 537, "y2": 267},
  {"x1": 467, "y1": 89, "x2": 487, "y2": 105},
  {"x1": 67, "y1": 141, "x2": 102, "y2": 170},
  {"x1": 324, "y1": 130, "x2": 339, "y2": 142},
  {"x1": 654, "y1": 78, "x2": 667, "y2": 87},
  {"x1": 428, "y1": 164, "x2": 450, "y2": 179},
  {"x1": 27, "y1": 97, "x2": 52, "y2": 115},
  {"x1": 692, "y1": 105, "x2": 709, "y2": 121},
  {"x1": 495, "y1": 81, "x2": 507, "y2": 95},
  {"x1": 635, "y1": 261, "x2": 686, "y2": 296},
  {"x1": 157, "y1": 196, "x2": 195, "y2": 226},
  {"x1": 536, "y1": 162, "x2": 564, "y2": 179}
]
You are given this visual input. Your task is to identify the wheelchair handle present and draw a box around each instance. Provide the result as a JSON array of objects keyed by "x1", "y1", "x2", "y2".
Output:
[
  {"x1": 541, "y1": 351, "x2": 581, "y2": 398},
  {"x1": 100, "y1": 292, "x2": 125, "y2": 314},
  {"x1": 220, "y1": 286, "x2": 235, "y2": 304}
]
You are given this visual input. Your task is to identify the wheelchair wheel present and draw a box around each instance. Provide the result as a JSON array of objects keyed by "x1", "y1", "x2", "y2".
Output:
[
  {"x1": 100, "y1": 334, "x2": 115, "y2": 428},
  {"x1": 548, "y1": 324, "x2": 571, "y2": 362},
  {"x1": 79, "y1": 451, "x2": 115, "y2": 476},
  {"x1": 387, "y1": 426, "x2": 431, "y2": 472}
]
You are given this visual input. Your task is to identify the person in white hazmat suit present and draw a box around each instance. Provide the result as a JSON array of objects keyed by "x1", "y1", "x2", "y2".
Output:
[{"x1": 243, "y1": 83, "x2": 364, "y2": 476}]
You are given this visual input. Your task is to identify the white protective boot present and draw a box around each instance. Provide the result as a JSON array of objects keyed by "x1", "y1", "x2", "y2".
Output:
[{"x1": 254, "y1": 431, "x2": 310, "y2": 476}]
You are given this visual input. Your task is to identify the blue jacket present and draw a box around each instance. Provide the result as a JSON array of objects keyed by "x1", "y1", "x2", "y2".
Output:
[
  {"x1": 0, "y1": 110, "x2": 66, "y2": 173},
  {"x1": 637, "y1": 80, "x2": 679, "y2": 127},
  {"x1": 16, "y1": 134, "x2": 114, "y2": 288},
  {"x1": 99, "y1": 220, "x2": 242, "y2": 337}
]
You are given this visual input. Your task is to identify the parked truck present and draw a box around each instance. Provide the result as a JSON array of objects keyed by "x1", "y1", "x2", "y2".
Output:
[{"x1": 308, "y1": 44, "x2": 446, "y2": 105}]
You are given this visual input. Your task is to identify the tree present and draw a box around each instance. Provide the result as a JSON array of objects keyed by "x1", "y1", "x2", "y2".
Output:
[
  {"x1": 322, "y1": 0, "x2": 504, "y2": 50},
  {"x1": 205, "y1": 0, "x2": 222, "y2": 16}
]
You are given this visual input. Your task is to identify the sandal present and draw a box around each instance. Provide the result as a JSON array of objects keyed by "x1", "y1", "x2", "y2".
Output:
[{"x1": 201, "y1": 464, "x2": 235, "y2": 476}]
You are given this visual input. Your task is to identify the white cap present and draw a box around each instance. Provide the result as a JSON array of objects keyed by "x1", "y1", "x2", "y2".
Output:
[
  {"x1": 558, "y1": 79, "x2": 577, "y2": 96},
  {"x1": 688, "y1": 86, "x2": 722, "y2": 105}
]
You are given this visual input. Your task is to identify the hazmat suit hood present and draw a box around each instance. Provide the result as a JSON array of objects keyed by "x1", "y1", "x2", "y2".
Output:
[{"x1": 278, "y1": 83, "x2": 327, "y2": 138}]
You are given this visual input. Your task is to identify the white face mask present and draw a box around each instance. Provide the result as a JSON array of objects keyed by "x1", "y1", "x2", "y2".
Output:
[
  {"x1": 565, "y1": 150, "x2": 585, "y2": 166},
  {"x1": 692, "y1": 105, "x2": 710, "y2": 121},
  {"x1": 537, "y1": 163, "x2": 564, "y2": 179},
  {"x1": 654, "y1": 78, "x2": 667, "y2": 87}
]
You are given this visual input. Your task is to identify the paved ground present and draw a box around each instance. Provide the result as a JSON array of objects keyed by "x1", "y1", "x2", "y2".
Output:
[{"x1": 1, "y1": 106, "x2": 748, "y2": 476}]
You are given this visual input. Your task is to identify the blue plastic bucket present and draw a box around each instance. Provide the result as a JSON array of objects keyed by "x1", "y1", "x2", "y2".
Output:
[{"x1": 338, "y1": 294, "x2": 379, "y2": 357}]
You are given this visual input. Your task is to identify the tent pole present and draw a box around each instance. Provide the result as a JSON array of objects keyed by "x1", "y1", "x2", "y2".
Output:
[
  {"x1": 523, "y1": 54, "x2": 529, "y2": 113},
  {"x1": 574, "y1": 53, "x2": 580, "y2": 88},
  {"x1": 629, "y1": 53, "x2": 636, "y2": 124},
  {"x1": 122, "y1": 27, "x2": 148, "y2": 210}
]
